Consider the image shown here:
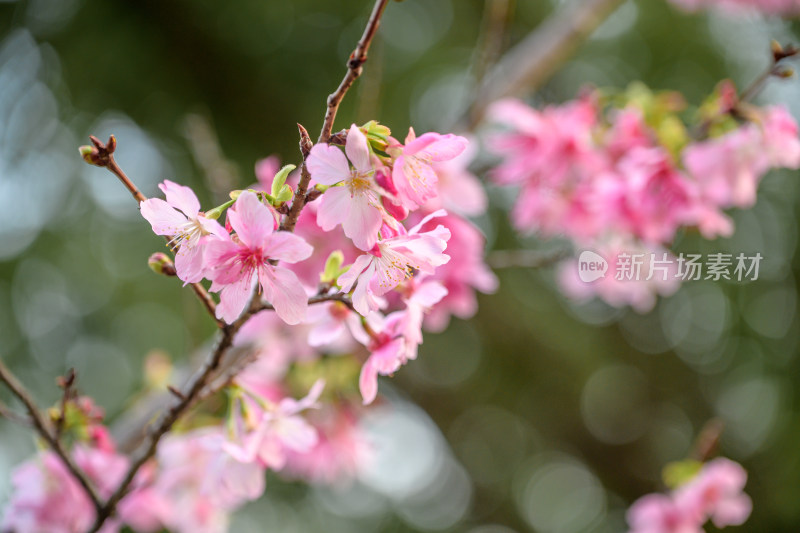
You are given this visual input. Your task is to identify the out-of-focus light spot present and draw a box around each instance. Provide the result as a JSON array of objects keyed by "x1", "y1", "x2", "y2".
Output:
[
  {"x1": 514, "y1": 454, "x2": 606, "y2": 533},
  {"x1": 564, "y1": 297, "x2": 625, "y2": 327},
  {"x1": 620, "y1": 308, "x2": 674, "y2": 354},
  {"x1": 591, "y1": 1, "x2": 639, "y2": 40},
  {"x1": 411, "y1": 319, "x2": 482, "y2": 388},
  {"x1": 396, "y1": 456, "x2": 472, "y2": 530},
  {"x1": 313, "y1": 482, "x2": 389, "y2": 519},
  {"x1": 659, "y1": 282, "x2": 731, "y2": 367},
  {"x1": 25, "y1": 0, "x2": 83, "y2": 36},
  {"x1": 65, "y1": 338, "x2": 133, "y2": 414},
  {"x1": 380, "y1": 0, "x2": 452, "y2": 54},
  {"x1": 581, "y1": 365, "x2": 651, "y2": 445},
  {"x1": 467, "y1": 526, "x2": 518, "y2": 533},
  {"x1": 633, "y1": 404, "x2": 694, "y2": 480},
  {"x1": 411, "y1": 70, "x2": 471, "y2": 133},
  {"x1": 716, "y1": 375, "x2": 781, "y2": 456},
  {"x1": 449, "y1": 405, "x2": 537, "y2": 489},
  {"x1": 741, "y1": 285, "x2": 796, "y2": 340},
  {"x1": 358, "y1": 403, "x2": 443, "y2": 499}
]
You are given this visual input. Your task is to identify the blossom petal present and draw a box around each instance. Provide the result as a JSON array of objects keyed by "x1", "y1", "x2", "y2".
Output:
[
  {"x1": 260, "y1": 266, "x2": 309, "y2": 325},
  {"x1": 359, "y1": 358, "x2": 379, "y2": 405},
  {"x1": 174, "y1": 245, "x2": 205, "y2": 284},
  {"x1": 215, "y1": 275, "x2": 255, "y2": 324},
  {"x1": 228, "y1": 191, "x2": 274, "y2": 249},
  {"x1": 140, "y1": 198, "x2": 188, "y2": 236},
  {"x1": 262, "y1": 232, "x2": 313, "y2": 264},
  {"x1": 345, "y1": 124, "x2": 372, "y2": 174},
  {"x1": 159, "y1": 180, "x2": 201, "y2": 217},
  {"x1": 308, "y1": 144, "x2": 351, "y2": 186},
  {"x1": 338, "y1": 254, "x2": 373, "y2": 293},
  {"x1": 342, "y1": 194, "x2": 382, "y2": 251},
  {"x1": 316, "y1": 185, "x2": 351, "y2": 231}
]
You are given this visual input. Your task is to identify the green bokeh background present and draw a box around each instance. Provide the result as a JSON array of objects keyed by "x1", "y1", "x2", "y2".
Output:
[{"x1": 1, "y1": 0, "x2": 799, "y2": 531}]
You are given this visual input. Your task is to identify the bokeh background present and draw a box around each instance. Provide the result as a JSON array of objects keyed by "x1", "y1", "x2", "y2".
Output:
[{"x1": 1, "y1": 0, "x2": 800, "y2": 531}]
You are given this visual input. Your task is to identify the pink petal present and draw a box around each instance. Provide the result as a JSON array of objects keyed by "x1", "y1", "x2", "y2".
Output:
[
  {"x1": 345, "y1": 124, "x2": 372, "y2": 174},
  {"x1": 228, "y1": 191, "x2": 274, "y2": 249},
  {"x1": 359, "y1": 358, "x2": 379, "y2": 405},
  {"x1": 262, "y1": 232, "x2": 313, "y2": 264},
  {"x1": 394, "y1": 155, "x2": 439, "y2": 209},
  {"x1": 174, "y1": 245, "x2": 205, "y2": 284},
  {"x1": 316, "y1": 185, "x2": 351, "y2": 231},
  {"x1": 307, "y1": 144, "x2": 351, "y2": 186},
  {"x1": 411, "y1": 280, "x2": 448, "y2": 307},
  {"x1": 215, "y1": 275, "x2": 255, "y2": 324},
  {"x1": 409, "y1": 133, "x2": 468, "y2": 162},
  {"x1": 276, "y1": 416, "x2": 318, "y2": 452},
  {"x1": 260, "y1": 266, "x2": 308, "y2": 325},
  {"x1": 159, "y1": 180, "x2": 201, "y2": 217},
  {"x1": 342, "y1": 194, "x2": 382, "y2": 251},
  {"x1": 140, "y1": 198, "x2": 188, "y2": 236},
  {"x1": 339, "y1": 254, "x2": 373, "y2": 293}
]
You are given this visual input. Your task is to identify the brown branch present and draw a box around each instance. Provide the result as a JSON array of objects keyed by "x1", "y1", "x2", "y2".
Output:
[
  {"x1": 0, "y1": 359, "x2": 103, "y2": 512},
  {"x1": 318, "y1": 0, "x2": 390, "y2": 145},
  {"x1": 88, "y1": 321, "x2": 242, "y2": 532},
  {"x1": 487, "y1": 248, "x2": 570, "y2": 269},
  {"x1": 464, "y1": 0, "x2": 624, "y2": 128},
  {"x1": 282, "y1": 0, "x2": 390, "y2": 233},
  {"x1": 54, "y1": 368, "x2": 76, "y2": 441}
]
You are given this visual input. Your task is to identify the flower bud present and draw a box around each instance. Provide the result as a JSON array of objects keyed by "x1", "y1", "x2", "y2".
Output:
[{"x1": 148, "y1": 252, "x2": 176, "y2": 276}]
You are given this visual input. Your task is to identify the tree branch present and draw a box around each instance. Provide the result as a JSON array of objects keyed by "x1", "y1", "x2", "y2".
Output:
[
  {"x1": 318, "y1": 0, "x2": 390, "y2": 145},
  {"x1": 465, "y1": 0, "x2": 625, "y2": 128},
  {"x1": 88, "y1": 320, "x2": 245, "y2": 532},
  {"x1": 282, "y1": 0, "x2": 390, "y2": 233},
  {"x1": 0, "y1": 359, "x2": 103, "y2": 512}
]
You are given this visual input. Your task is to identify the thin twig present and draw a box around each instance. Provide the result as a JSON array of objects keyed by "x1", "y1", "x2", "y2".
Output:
[
  {"x1": 0, "y1": 359, "x2": 103, "y2": 512},
  {"x1": 464, "y1": 0, "x2": 624, "y2": 129},
  {"x1": 318, "y1": 0, "x2": 390, "y2": 144},
  {"x1": 283, "y1": 0, "x2": 390, "y2": 233},
  {"x1": 487, "y1": 248, "x2": 570, "y2": 269},
  {"x1": 54, "y1": 368, "x2": 76, "y2": 441},
  {"x1": 83, "y1": 135, "x2": 220, "y2": 324},
  {"x1": 88, "y1": 322, "x2": 240, "y2": 532}
]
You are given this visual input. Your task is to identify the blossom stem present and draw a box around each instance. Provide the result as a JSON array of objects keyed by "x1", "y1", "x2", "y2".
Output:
[{"x1": 0, "y1": 358, "x2": 104, "y2": 512}]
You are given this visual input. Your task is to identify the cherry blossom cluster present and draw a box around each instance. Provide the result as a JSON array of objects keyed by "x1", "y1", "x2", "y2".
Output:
[
  {"x1": 669, "y1": 0, "x2": 800, "y2": 15},
  {"x1": 626, "y1": 458, "x2": 752, "y2": 533},
  {"x1": 486, "y1": 83, "x2": 800, "y2": 310},
  {"x1": 1, "y1": 122, "x2": 496, "y2": 532}
]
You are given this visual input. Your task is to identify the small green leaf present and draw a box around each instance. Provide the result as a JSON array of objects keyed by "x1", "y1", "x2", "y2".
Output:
[
  {"x1": 662, "y1": 459, "x2": 703, "y2": 489},
  {"x1": 321, "y1": 250, "x2": 345, "y2": 284},
  {"x1": 271, "y1": 164, "x2": 296, "y2": 198}
]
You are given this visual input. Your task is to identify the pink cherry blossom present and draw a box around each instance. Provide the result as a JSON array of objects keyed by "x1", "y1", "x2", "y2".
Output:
[
  {"x1": 1, "y1": 446, "x2": 131, "y2": 533},
  {"x1": 233, "y1": 309, "x2": 315, "y2": 389},
  {"x1": 627, "y1": 493, "x2": 704, "y2": 533},
  {"x1": 147, "y1": 428, "x2": 266, "y2": 533},
  {"x1": 307, "y1": 124, "x2": 386, "y2": 251},
  {"x1": 223, "y1": 380, "x2": 325, "y2": 470},
  {"x1": 305, "y1": 300, "x2": 366, "y2": 350},
  {"x1": 409, "y1": 211, "x2": 497, "y2": 331},
  {"x1": 338, "y1": 210, "x2": 451, "y2": 317},
  {"x1": 423, "y1": 137, "x2": 487, "y2": 217},
  {"x1": 205, "y1": 190, "x2": 313, "y2": 324},
  {"x1": 140, "y1": 180, "x2": 227, "y2": 283},
  {"x1": 675, "y1": 458, "x2": 752, "y2": 528},
  {"x1": 283, "y1": 406, "x2": 372, "y2": 486},
  {"x1": 390, "y1": 128, "x2": 469, "y2": 210},
  {"x1": 626, "y1": 458, "x2": 752, "y2": 533}
]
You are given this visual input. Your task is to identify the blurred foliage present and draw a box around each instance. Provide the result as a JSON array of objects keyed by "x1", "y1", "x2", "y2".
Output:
[{"x1": 1, "y1": 0, "x2": 800, "y2": 531}]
